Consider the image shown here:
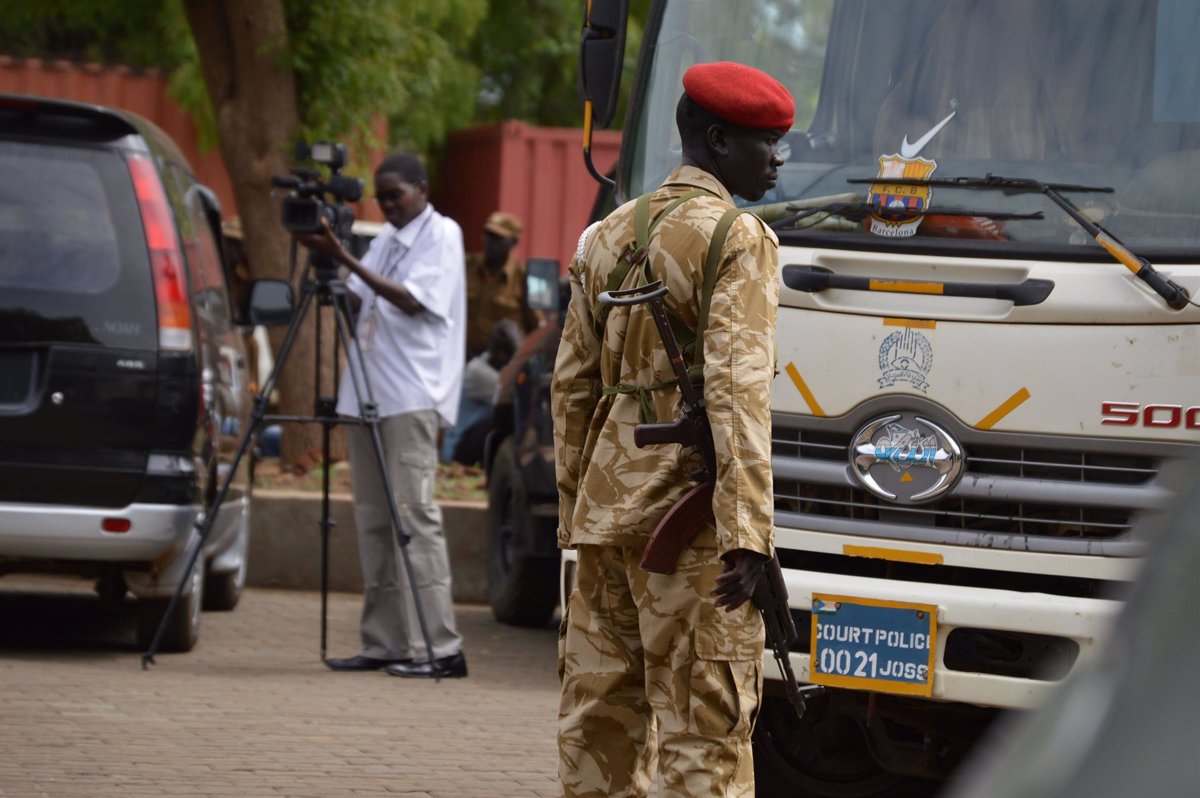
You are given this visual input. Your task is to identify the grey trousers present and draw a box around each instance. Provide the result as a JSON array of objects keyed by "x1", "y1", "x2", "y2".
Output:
[{"x1": 345, "y1": 410, "x2": 462, "y2": 661}]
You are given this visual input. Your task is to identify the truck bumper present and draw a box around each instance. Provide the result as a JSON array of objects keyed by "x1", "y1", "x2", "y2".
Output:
[{"x1": 775, "y1": 566, "x2": 1124, "y2": 710}]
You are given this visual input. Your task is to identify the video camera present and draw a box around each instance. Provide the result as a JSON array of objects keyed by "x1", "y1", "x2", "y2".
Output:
[{"x1": 272, "y1": 141, "x2": 363, "y2": 239}]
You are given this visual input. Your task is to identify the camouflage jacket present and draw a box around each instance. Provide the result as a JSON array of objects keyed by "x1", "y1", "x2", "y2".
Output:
[{"x1": 552, "y1": 165, "x2": 780, "y2": 557}]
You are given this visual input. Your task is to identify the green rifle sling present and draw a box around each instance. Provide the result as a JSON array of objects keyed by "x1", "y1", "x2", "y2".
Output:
[
  {"x1": 591, "y1": 190, "x2": 707, "y2": 336},
  {"x1": 595, "y1": 191, "x2": 749, "y2": 421}
]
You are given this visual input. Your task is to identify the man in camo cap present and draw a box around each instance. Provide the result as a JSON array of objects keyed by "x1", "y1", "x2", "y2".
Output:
[{"x1": 552, "y1": 61, "x2": 793, "y2": 797}]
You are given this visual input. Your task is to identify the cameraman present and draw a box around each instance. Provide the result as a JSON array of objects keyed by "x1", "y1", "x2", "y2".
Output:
[{"x1": 293, "y1": 152, "x2": 468, "y2": 679}]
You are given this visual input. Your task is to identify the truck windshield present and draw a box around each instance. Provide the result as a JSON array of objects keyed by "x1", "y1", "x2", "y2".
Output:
[{"x1": 624, "y1": 0, "x2": 1200, "y2": 257}]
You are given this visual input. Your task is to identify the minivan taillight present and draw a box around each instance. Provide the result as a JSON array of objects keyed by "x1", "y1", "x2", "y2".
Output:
[{"x1": 126, "y1": 153, "x2": 192, "y2": 351}]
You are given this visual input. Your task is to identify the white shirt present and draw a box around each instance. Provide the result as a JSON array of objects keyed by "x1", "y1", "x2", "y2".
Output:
[{"x1": 336, "y1": 204, "x2": 466, "y2": 426}]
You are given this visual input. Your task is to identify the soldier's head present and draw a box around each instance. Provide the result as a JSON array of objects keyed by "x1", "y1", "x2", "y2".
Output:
[
  {"x1": 374, "y1": 153, "x2": 429, "y2": 230},
  {"x1": 676, "y1": 62, "x2": 794, "y2": 201}
]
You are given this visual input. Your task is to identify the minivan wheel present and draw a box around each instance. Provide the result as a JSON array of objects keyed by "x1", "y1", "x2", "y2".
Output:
[
  {"x1": 136, "y1": 559, "x2": 204, "y2": 653},
  {"x1": 487, "y1": 438, "x2": 558, "y2": 628}
]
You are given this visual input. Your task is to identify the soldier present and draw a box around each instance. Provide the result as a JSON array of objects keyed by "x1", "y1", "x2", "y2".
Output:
[
  {"x1": 464, "y1": 211, "x2": 538, "y2": 357},
  {"x1": 552, "y1": 62, "x2": 793, "y2": 797}
]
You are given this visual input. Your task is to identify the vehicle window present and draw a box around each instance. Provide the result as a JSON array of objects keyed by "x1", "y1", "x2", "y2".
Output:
[
  {"x1": 185, "y1": 192, "x2": 228, "y2": 291},
  {"x1": 627, "y1": 0, "x2": 1200, "y2": 256},
  {"x1": 0, "y1": 141, "x2": 156, "y2": 348},
  {"x1": 190, "y1": 198, "x2": 232, "y2": 323},
  {"x1": 0, "y1": 145, "x2": 122, "y2": 293},
  {"x1": 172, "y1": 165, "x2": 232, "y2": 322}
]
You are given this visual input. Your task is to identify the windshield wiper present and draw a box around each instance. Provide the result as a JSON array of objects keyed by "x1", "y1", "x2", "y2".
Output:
[
  {"x1": 768, "y1": 201, "x2": 1042, "y2": 231},
  {"x1": 846, "y1": 173, "x2": 1192, "y2": 310}
]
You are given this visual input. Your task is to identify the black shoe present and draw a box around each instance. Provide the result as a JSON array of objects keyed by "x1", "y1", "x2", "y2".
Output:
[
  {"x1": 325, "y1": 654, "x2": 411, "y2": 672},
  {"x1": 384, "y1": 652, "x2": 468, "y2": 679}
]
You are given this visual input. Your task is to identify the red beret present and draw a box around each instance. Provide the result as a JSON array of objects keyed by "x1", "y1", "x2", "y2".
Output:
[{"x1": 682, "y1": 62, "x2": 795, "y2": 130}]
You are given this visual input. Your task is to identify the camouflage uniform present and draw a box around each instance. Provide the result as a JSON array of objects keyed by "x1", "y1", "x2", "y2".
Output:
[
  {"x1": 552, "y1": 165, "x2": 780, "y2": 797},
  {"x1": 464, "y1": 252, "x2": 536, "y2": 356}
]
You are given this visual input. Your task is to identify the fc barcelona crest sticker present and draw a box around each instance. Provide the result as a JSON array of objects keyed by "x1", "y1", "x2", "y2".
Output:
[
  {"x1": 868, "y1": 156, "x2": 937, "y2": 237},
  {"x1": 869, "y1": 109, "x2": 956, "y2": 238}
]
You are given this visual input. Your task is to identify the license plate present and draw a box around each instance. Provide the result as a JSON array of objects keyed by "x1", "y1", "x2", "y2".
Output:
[{"x1": 809, "y1": 594, "x2": 937, "y2": 697}]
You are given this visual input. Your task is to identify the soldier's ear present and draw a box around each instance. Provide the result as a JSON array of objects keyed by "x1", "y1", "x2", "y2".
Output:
[{"x1": 706, "y1": 123, "x2": 730, "y2": 157}]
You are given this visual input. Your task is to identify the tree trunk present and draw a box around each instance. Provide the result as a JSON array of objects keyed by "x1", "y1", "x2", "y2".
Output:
[{"x1": 184, "y1": 0, "x2": 342, "y2": 471}]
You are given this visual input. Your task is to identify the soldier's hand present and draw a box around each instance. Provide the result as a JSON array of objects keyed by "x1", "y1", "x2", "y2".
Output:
[{"x1": 713, "y1": 548, "x2": 770, "y2": 611}]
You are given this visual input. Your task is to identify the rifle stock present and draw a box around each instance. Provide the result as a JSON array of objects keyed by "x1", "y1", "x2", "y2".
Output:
[{"x1": 638, "y1": 481, "x2": 715, "y2": 574}]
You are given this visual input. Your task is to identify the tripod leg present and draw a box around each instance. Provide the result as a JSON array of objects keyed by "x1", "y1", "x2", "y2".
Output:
[
  {"x1": 141, "y1": 280, "x2": 321, "y2": 668},
  {"x1": 315, "y1": 279, "x2": 330, "y2": 664},
  {"x1": 329, "y1": 286, "x2": 440, "y2": 674},
  {"x1": 319, "y1": 410, "x2": 332, "y2": 662}
]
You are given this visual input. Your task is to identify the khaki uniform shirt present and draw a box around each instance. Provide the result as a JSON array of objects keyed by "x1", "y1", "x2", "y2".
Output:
[
  {"x1": 551, "y1": 165, "x2": 780, "y2": 558},
  {"x1": 464, "y1": 252, "x2": 535, "y2": 355}
]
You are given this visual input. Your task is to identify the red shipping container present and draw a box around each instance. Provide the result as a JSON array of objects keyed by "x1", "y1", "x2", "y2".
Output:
[{"x1": 431, "y1": 120, "x2": 621, "y2": 272}]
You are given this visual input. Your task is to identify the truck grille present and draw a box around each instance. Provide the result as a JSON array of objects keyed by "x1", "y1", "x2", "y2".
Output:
[
  {"x1": 770, "y1": 408, "x2": 1184, "y2": 555},
  {"x1": 774, "y1": 480, "x2": 1134, "y2": 539}
]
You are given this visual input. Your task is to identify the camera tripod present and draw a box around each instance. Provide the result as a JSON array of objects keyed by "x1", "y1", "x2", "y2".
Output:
[{"x1": 141, "y1": 249, "x2": 437, "y2": 672}]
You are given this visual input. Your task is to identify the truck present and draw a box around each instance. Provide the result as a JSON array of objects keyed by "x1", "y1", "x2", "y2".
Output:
[{"x1": 486, "y1": 1, "x2": 1200, "y2": 794}]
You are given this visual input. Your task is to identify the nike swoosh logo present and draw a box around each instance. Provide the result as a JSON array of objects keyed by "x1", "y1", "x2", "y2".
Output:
[{"x1": 899, "y1": 110, "x2": 957, "y2": 159}]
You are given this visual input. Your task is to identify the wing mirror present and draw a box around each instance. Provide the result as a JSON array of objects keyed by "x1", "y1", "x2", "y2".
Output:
[
  {"x1": 580, "y1": 0, "x2": 629, "y2": 129},
  {"x1": 248, "y1": 279, "x2": 294, "y2": 326},
  {"x1": 579, "y1": 0, "x2": 628, "y2": 187}
]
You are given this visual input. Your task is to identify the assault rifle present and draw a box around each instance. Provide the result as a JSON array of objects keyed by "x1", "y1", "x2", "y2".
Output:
[{"x1": 598, "y1": 281, "x2": 823, "y2": 719}]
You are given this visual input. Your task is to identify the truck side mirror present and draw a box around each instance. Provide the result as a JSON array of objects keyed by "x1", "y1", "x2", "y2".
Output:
[
  {"x1": 248, "y1": 279, "x2": 294, "y2": 326},
  {"x1": 579, "y1": 0, "x2": 629, "y2": 129},
  {"x1": 525, "y1": 258, "x2": 561, "y2": 313}
]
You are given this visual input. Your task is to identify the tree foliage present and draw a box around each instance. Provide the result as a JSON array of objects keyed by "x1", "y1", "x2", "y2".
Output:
[
  {"x1": 283, "y1": 0, "x2": 486, "y2": 165},
  {"x1": 471, "y1": 0, "x2": 651, "y2": 129},
  {"x1": 0, "y1": 0, "x2": 191, "y2": 69}
]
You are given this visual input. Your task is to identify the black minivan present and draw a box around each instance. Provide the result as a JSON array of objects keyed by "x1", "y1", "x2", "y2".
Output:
[{"x1": 0, "y1": 94, "x2": 252, "y2": 651}]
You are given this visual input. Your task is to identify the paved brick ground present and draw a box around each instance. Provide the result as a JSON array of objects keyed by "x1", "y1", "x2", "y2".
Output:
[{"x1": 0, "y1": 577, "x2": 561, "y2": 798}]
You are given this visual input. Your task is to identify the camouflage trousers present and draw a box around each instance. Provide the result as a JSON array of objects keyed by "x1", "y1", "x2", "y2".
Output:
[{"x1": 558, "y1": 543, "x2": 764, "y2": 798}]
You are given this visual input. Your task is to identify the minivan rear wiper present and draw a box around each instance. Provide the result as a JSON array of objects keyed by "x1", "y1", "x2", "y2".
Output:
[
  {"x1": 768, "y1": 200, "x2": 1042, "y2": 231},
  {"x1": 846, "y1": 173, "x2": 1192, "y2": 310}
]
